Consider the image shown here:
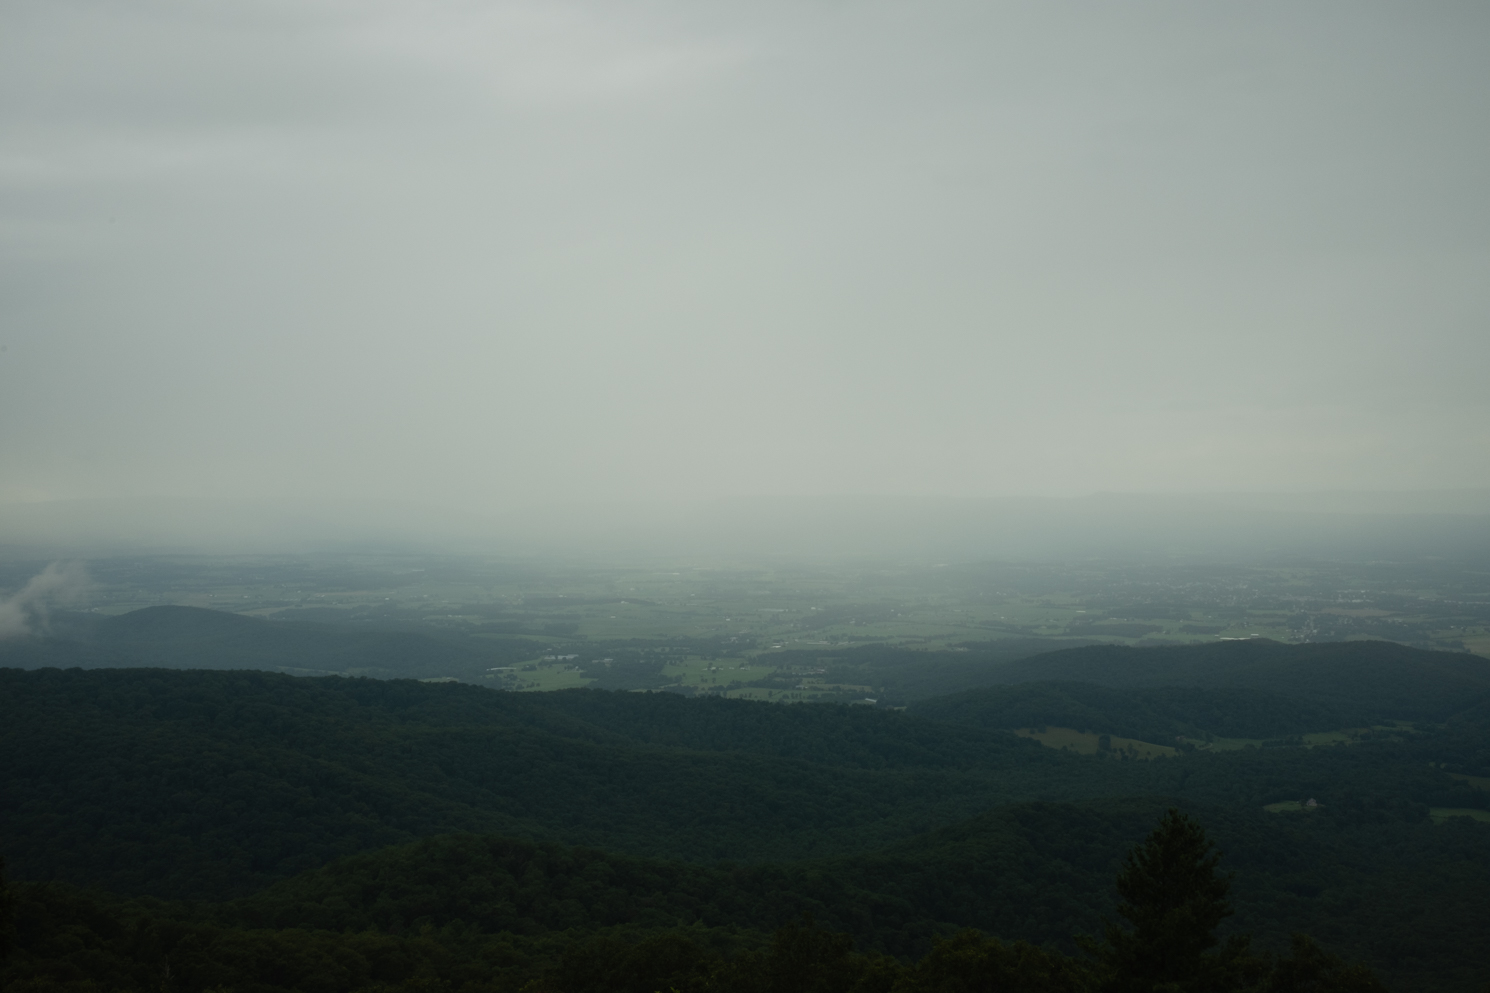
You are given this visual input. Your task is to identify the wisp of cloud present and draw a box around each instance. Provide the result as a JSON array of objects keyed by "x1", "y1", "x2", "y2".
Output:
[{"x1": 0, "y1": 562, "x2": 90, "y2": 639}]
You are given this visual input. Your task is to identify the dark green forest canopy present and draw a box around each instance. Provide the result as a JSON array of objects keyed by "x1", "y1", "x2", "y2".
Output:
[
  {"x1": 202, "y1": 798, "x2": 1490, "y2": 968},
  {"x1": 972, "y1": 639, "x2": 1490, "y2": 721},
  {"x1": 1, "y1": 664, "x2": 1485, "y2": 896},
  {"x1": 908, "y1": 681, "x2": 1371, "y2": 741},
  {"x1": 4, "y1": 802, "x2": 1487, "y2": 992},
  {"x1": 740, "y1": 637, "x2": 1490, "y2": 710},
  {"x1": 0, "y1": 666, "x2": 1139, "y2": 895},
  {"x1": 2, "y1": 638, "x2": 1489, "y2": 992}
]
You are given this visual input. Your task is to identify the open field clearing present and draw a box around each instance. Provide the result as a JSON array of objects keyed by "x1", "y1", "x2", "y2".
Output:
[
  {"x1": 1449, "y1": 772, "x2": 1490, "y2": 790},
  {"x1": 1200, "y1": 725, "x2": 1415, "y2": 752},
  {"x1": 722, "y1": 681, "x2": 878, "y2": 704},
  {"x1": 1015, "y1": 726, "x2": 1176, "y2": 759},
  {"x1": 480, "y1": 660, "x2": 592, "y2": 691},
  {"x1": 661, "y1": 658, "x2": 775, "y2": 691},
  {"x1": 725, "y1": 687, "x2": 870, "y2": 703},
  {"x1": 1201, "y1": 736, "x2": 1269, "y2": 751},
  {"x1": 1461, "y1": 633, "x2": 1490, "y2": 657}
]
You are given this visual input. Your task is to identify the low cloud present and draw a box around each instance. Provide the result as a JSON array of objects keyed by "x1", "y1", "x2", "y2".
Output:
[{"x1": 0, "y1": 562, "x2": 90, "y2": 639}]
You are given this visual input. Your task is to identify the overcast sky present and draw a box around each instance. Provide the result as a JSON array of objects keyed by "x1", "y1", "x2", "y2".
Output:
[{"x1": 2, "y1": 0, "x2": 1487, "y2": 513}]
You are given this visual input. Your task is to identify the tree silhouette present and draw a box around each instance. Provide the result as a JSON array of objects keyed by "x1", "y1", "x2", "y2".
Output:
[{"x1": 1087, "y1": 808, "x2": 1255, "y2": 993}]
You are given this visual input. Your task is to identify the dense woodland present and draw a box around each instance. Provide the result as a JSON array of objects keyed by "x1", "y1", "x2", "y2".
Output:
[
  {"x1": 0, "y1": 815, "x2": 1403, "y2": 993},
  {"x1": 2, "y1": 610, "x2": 1489, "y2": 992}
]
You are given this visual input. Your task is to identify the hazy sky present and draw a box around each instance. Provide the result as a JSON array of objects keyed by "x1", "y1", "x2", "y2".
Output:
[{"x1": 3, "y1": 0, "x2": 1488, "y2": 511}]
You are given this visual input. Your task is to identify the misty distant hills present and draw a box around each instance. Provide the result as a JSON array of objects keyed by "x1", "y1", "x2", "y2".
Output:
[
  {"x1": 759, "y1": 636, "x2": 1490, "y2": 712},
  {"x1": 977, "y1": 639, "x2": 1490, "y2": 722},
  {"x1": 0, "y1": 604, "x2": 540, "y2": 678},
  {"x1": 7, "y1": 606, "x2": 1490, "y2": 721}
]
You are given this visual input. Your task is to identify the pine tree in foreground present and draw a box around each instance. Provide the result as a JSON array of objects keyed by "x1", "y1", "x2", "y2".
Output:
[
  {"x1": 1083, "y1": 808, "x2": 1390, "y2": 993},
  {"x1": 1083, "y1": 808, "x2": 1252, "y2": 992}
]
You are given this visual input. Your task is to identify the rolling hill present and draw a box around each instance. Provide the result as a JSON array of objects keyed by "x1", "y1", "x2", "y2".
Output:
[
  {"x1": 976, "y1": 639, "x2": 1490, "y2": 721},
  {"x1": 3, "y1": 630, "x2": 1489, "y2": 990},
  {"x1": 0, "y1": 604, "x2": 540, "y2": 679}
]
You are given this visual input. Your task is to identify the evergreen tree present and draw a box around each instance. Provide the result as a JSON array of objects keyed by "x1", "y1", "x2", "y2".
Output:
[{"x1": 1087, "y1": 808, "x2": 1255, "y2": 993}]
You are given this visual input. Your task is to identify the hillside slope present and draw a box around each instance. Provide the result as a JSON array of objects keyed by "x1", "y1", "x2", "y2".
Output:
[
  {"x1": 909, "y1": 682, "x2": 1368, "y2": 742},
  {"x1": 10, "y1": 798, "x2": 1489, "y2": 992},
  {"x1": 982, "y1": 640, "x2": 1490, "y2": 720},
  {"x1": 0, "y1": 604, "x2": 539, "y2": 679},
  {"x1": 0, "y1": 667, "x2": 1134, "y2": 897},
  {"x1": 3, "y1": 666, "x2": 1482, "y2": 904}
]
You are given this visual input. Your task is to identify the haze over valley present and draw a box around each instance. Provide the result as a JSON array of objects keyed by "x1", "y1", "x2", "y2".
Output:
[{"x1": 1, "y1": 2, "x2": 1488, "y2": 991}]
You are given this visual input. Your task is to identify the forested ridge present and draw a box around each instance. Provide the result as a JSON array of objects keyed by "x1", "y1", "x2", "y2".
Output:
[
  {"x1": 2, "y1": 632, "x2": 1489, "y2": 992},
  {"x1": 0, "y1": 812, "x2": 1428, "y2": 993},
  {"x1": 0, "y1": 606, "x2": 543, "y2": 681},
  {"x1": 909, "y1": 682, "x2": 1371, "y2": 742},
  {"x1": 970, "y1": 640, "x2": 1490, "y2": 719}
]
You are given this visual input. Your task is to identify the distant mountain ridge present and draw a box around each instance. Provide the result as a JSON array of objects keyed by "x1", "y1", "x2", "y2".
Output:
[
  {"x1": 984, "y1": 639, "x2": 1490, "y2": 722},
  {"x1": 0, "y1": 604, "x2": 539, "y2": 679},
  {"x1": 10, "y1": 606, "x2": 1486, "y2": 721}
]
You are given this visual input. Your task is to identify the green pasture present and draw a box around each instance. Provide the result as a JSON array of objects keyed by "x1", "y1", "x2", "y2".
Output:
[
  {"x1": 661, "y1": 658, "x2": 775, "y2": 690},
  {"x1": 725, "y1": 687, "x2": 781, "y2": 702},
  {"x1": 725, "y1": 687, "x2": 866, "y2": 704},
  {"x1": 1014, "y1": 726, "x2": 1176, "y2": 759},
  {"x1": 482, "y1": 660, "x2": 592, "y2": 692},
  {"x1": 1201, "y1": 725, "x2": 1407, "y2": 753},
  {"x1": 1197, "y1": 737, "x2": 1266, "y2": 751},
  {"x1": 1461, "y1": 633, "x2": 1490, "y2": 658},
  {"x1": 1449, "y1": 772, "x2": 1490, "y2": 791}
]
